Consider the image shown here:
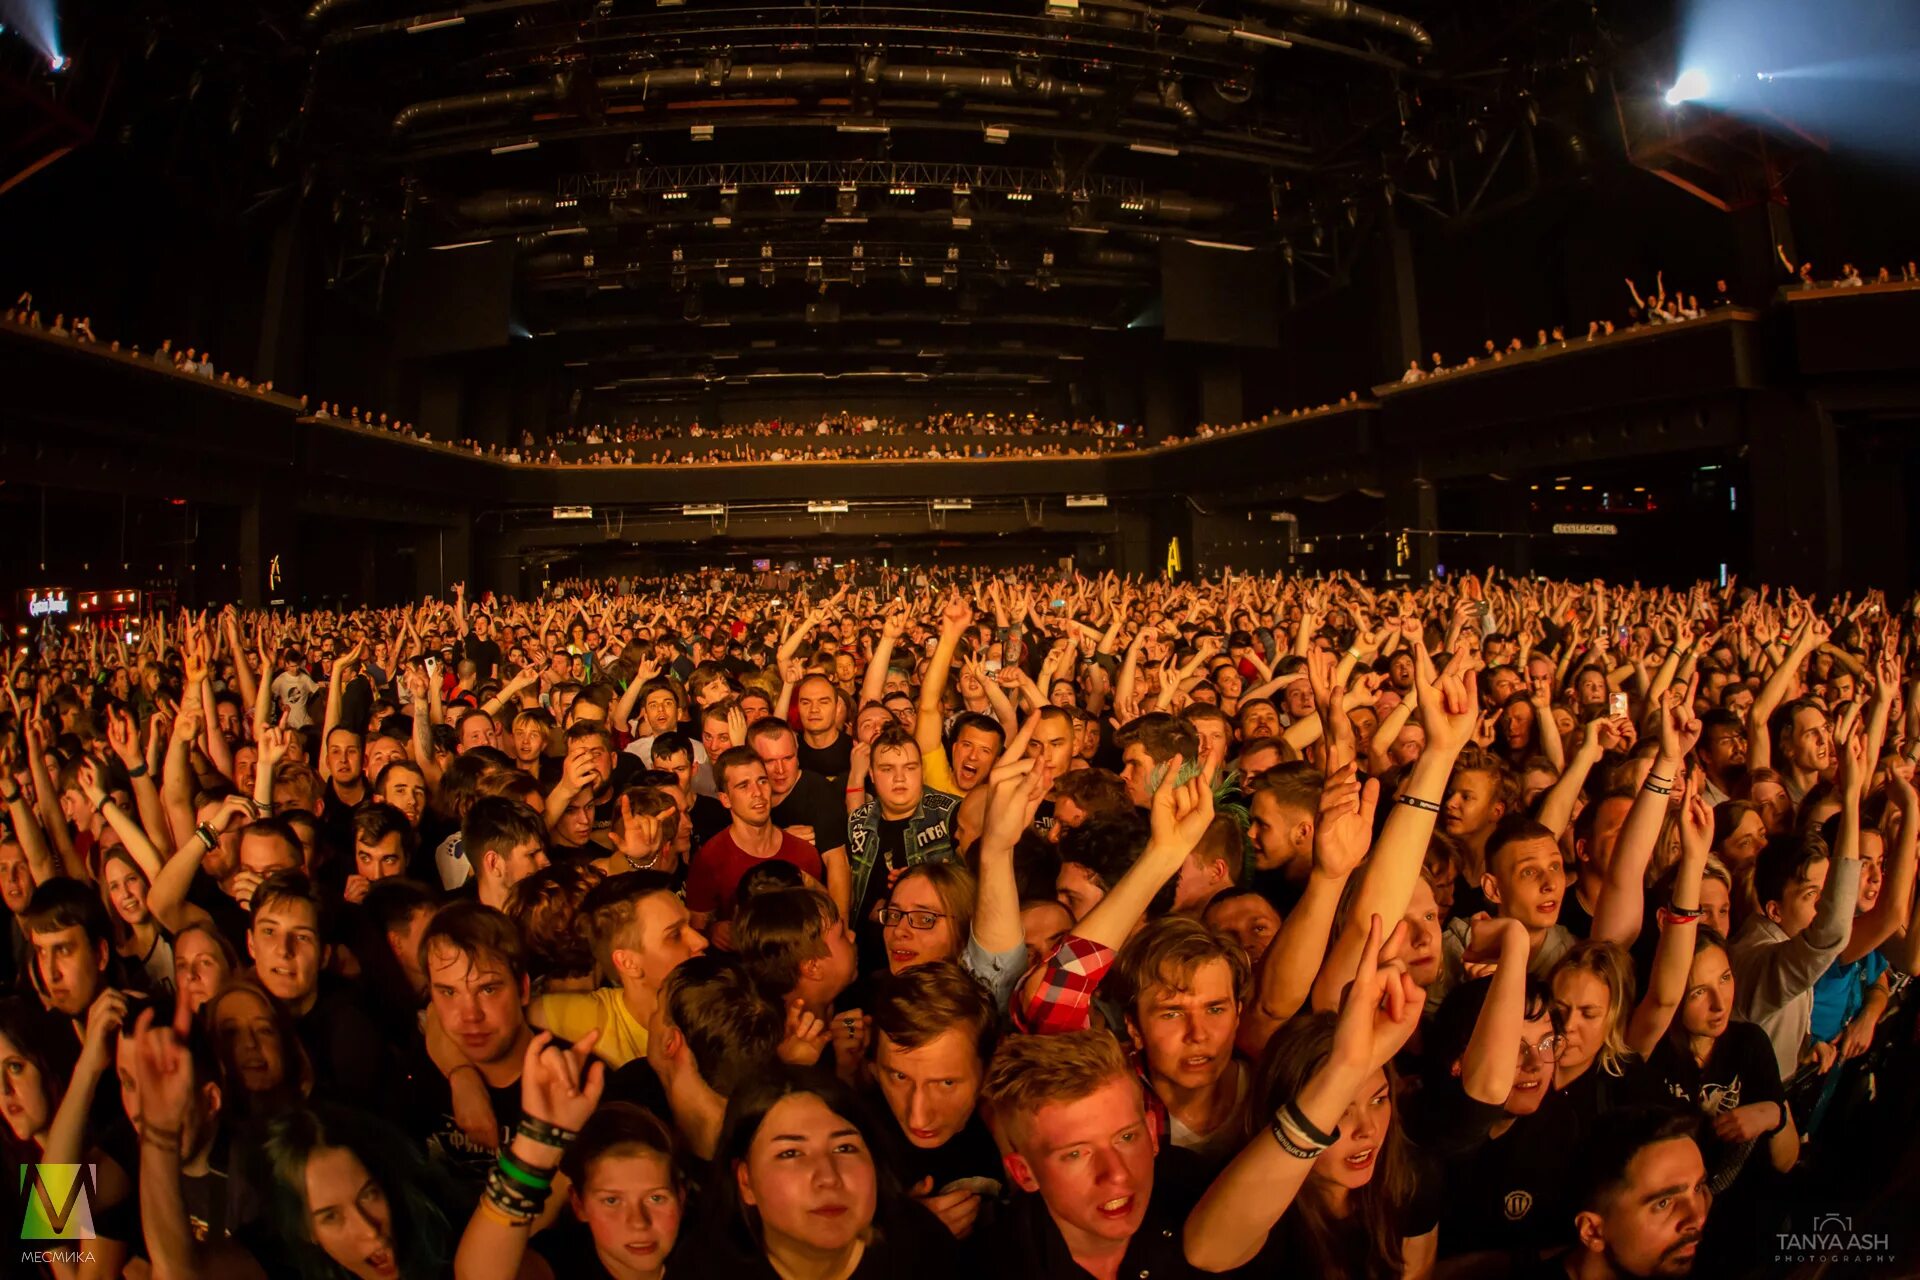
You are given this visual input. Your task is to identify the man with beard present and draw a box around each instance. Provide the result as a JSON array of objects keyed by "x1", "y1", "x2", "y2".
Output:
[{"x1": 1526, "y1": 1108, "x2": 1710, "y2": 1279}]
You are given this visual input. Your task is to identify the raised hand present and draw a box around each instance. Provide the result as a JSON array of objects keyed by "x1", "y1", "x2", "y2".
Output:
[
  {"x1": 1330, "y1": 915, "x2": 1423, "y2": 1075},
  {"x1": 981, "y1": 755, "x2": 1054, "y2": 849},
  {"x1": 1148, "y1": 754, "x2": 1215, "y2": 855},
  {"x1": 1657, "y1": 675, "x2": 1702, "y2": 761},
  {"x1": 1313, "y1": 763, "x2": 1379, "y2": 880},
  {"x1": 520, "y1": 1029, "x2": 605, "y2": 1135},
  {"x1": 775, "y1": 996, "x2": 829, "y2": 1067},
  {"x1": 105, "y1": 704, "x2": 143, "y2": 768}
]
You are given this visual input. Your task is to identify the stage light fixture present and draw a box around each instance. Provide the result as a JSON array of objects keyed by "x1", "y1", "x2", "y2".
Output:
[{"x1": 1664, "y1": 68, "x2": 1709, "y2": 106}]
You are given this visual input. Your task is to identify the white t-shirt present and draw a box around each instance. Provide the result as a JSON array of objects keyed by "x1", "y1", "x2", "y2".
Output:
[{"x1": 270, "y1": 670, "x2": 321, "y2": 728}]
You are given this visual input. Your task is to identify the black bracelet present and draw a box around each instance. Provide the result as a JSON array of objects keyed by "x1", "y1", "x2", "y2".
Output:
[
  {"x1": 194, "y1": 823, "x2": 218, "y2": 851},
  {"x1": 515, "y1": 1115, "x2": 579, "y2": 1150},
  {"x1": 1765, "y1": 1101, "x2": 1790, "y2": 1137},
  {"x1": 1269, "y1": 1117, "x2": 1326, "y2": 1159},
  {"x1": 1663, "y1": 903, "x2": 1701, "y2": 922},
  {"x1": 125, "y1": 760, "x2": 148, "y2": 779},
  {"x1": 1277, "y1": 1099, "x2": 1339, "y2": 1148},
  {"x1": 1397, "y1": 794, "x2": 1442, "y2": 814},
  {"x1": 1643, "y1": 779, "x2": 1672, "y2": 796}
]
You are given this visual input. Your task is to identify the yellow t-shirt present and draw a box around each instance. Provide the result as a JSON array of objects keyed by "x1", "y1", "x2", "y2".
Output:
[
  {"x1": 921, "y1": 744, "x2": 961, "y2": 797},
  {"x1": 528, "y1": 987, "x2": 648, "y2": 1067}
]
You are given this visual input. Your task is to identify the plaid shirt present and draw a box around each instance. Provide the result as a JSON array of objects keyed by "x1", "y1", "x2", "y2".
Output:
[{"x1": 1012, "y1": 934, "x2": 1170, "y2": 1140}]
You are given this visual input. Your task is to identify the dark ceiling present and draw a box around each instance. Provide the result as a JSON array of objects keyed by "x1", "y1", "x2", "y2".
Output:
[{"x1": 8, "y1": 0, "x2": 1676, "y2": 410}]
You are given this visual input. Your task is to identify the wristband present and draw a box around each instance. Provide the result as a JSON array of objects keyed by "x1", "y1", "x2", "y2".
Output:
[
  {"x1": 515, "y1": 1115, "x2": 579, "y2": 1150},
  {"x1": 496, "y1": 1151, "x2": 555, "y2": 1192},
  {"x1": 1642, "y1": 779, "x2": 1672, "y2": 797},
  {"x1": 1, "y1": 786, "x2": 19, "y2": 805},
  {"x1": 1764, "y1": 1102, "x2": 1790, "y2": 1137},
  {"x1": 1276, "y1": 1099, "x2": 1339, "y2": 1148},
  {"x1": 1396, "y1": 794, "x2": 1442, "y2": 814},
  {"x1": 125, "y1": 760, "x2": 148, "y2": 779},
  {"x1": 1662, "y1": 903, "x2": 1701, "y2": 923},
  {"x1": 1269, "y1": 1117, "x2": 1326, "y2": 1159},
  {"x1": 195, "y1": 823, "x2": 218, "y2": 852}
]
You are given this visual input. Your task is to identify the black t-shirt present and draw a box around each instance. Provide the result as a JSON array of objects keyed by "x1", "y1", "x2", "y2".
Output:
[
  {"x1": 1557, "y1": 890, "x2": 1595, "y2": 939},
  {"x1": 680, "y1": 1199, "x2": 961, "y2": 1279},
  {"x1": 689, "y1": 793, "x2": 730, "y2": 849},
  {"x1": 891, "y1": 1113, "x2": 1005, "y2": 1198},
  {"x1": 461, "y1": 637, "x2": 504, "y2": 682},
  {"x1": 796, "y1": 731, "x2": 854, "y2": 781},
  {"x1": 186, "y1": 872, "x2": 252, "y2": 955},
  {"x1": 1403, "y1": 1077, "x2": 1578, "y2": 1260},
  {"x1": 1644, "y1": 1021, "x2": 1784, "y2": 1195},
  {"x1": 978, "y1": 1146, "x2": 1207, "y2": 1280},
  {"x1": 402, "y1": 1040, "x2": 523, "y2": 1193},
  {"x1": 530, "y1": 1221, "x2": 629, "y2": 1279},
  {"x1": 772, "y1": 770, "x2": 852, "y2": 853},
  {"x1": 1239, "y1": 1158, "x2": 1442, "y2": 1279},
  {"x1": 293, "y1": 977, "x2": 393, "y2": 1112}
]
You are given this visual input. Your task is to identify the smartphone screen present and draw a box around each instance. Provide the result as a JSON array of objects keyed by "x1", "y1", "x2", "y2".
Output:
[{"x1": 1610, "y1": 692, "x2": 1629, "y2": 718}]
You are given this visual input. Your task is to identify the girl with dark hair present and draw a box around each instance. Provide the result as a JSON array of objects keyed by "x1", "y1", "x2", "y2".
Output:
[
  {"x1": 458, "y1": 1030, "x2": 685, "y2": 1280},
  {"x1": 1231, "y1": 1012, "x2": 1432, "y2": 1278},
  {"x1": 0, "y1": 995, "x2": 135, "y2": 1277},
  {"x1": 244, "y1": 1103, "x2": 462, "y2": 1280},
  {"x1": 205, "y1": 976, "x2": 314, "y2": 1119},
  {"x1": 686, "y1": 1063, "x2": 955, "y2": 1278}
]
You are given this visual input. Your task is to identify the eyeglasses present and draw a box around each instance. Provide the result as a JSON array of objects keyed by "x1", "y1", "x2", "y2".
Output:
[
  {"x1": 1521, "y1": 1034, "x2": 1566, "y2": 1062},
  {"x1": 880, "y1": 908, "x2": 949, "y2": 931}
]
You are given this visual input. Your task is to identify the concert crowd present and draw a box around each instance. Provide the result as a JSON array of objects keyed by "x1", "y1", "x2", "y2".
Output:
[{"x1": 0, "y1": 565, "x2": 1913, "y2": 1280}]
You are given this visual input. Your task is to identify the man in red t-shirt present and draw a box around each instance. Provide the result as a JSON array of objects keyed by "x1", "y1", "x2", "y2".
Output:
[{"x1": 685, "y1": 746, "x2": 823, "y2": 930}]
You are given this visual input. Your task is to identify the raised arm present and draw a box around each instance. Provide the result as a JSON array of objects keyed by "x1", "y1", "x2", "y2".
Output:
[
  {"x1": 1071, "y1": 762, "x2": 1214, "y2": 952},
  {"x1": 915, "y1": 599, "x2": 968, "y2": 759},
  {"x1": 1592, "y1": 678, "x2": 1698, "y2": 946},
  {"x1": 1239, "y1": 765, "x2": 1377, "y2": 1059},
  {"x1": 1185, "y1": 917, "x2": 1421, "y2": 1273},
  {"x1": 1841, "y1": 768, "x2": 1918, "y2": 963},
  {"x1": 1537, "y1": 717, "x2": 1616, "y2": 838},
  {"x1": 1312, "y1": 640, "x2": 1479, "y2": 1008},
  {"x1": 859, "y1": 601, "x2": 908, "y2": 709},
  {"x1": 454, "y1": 1031, "x2": 601, "y2": 1280},
  {"x1": 1627, "y1": 779, "x2": 1710, "y2": 1056}
]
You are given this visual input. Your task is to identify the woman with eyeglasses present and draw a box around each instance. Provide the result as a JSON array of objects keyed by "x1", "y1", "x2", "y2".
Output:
[{"x1": 878, "y1": 852, "x2": 1027, "y2": 1010}]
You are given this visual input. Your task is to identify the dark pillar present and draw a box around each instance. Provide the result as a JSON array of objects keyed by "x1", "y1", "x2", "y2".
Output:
[
  {"x1": 256, "y1": 213, "x2": 307, "y2": 390},
  {"x1": 411, "y1": 522, "x2": 473, "y2": 600},
  {"x1": 1746, "y1": 393, "x2": 1840, "y2": 592},
  {"x1": 1142, "y1": 354, "x2": 1184, "y2": 444},
  {"x1": 1197, "y1": 356, "x2": 1244, "y2": 428},
  {"x1": 1385, "y1": 473, "x2": 1438, "y2": 582},
  {"x1": 239, "y1": 487, "x2": 298, "y2": 608},
  {"x1": 1489, "y1": 478, "x2": 1534, "y2": 577},
  {"x1": 418, "y1": 365, "x2": 464, "y2": 444},
  {"x1": 1375, "y1": 223, "x2": 1422, "y2": 382}
]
